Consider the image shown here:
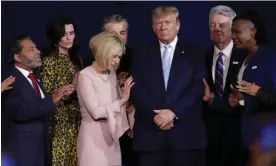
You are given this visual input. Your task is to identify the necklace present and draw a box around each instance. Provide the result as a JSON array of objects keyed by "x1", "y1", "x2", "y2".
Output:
[{"x1": 92, "y1": 62, "x2": 109, "y2": 83}]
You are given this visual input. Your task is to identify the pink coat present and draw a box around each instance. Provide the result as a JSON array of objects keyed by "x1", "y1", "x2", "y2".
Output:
[{"x1": 76, "y1": 66, "x2": 131, "y2": 166}]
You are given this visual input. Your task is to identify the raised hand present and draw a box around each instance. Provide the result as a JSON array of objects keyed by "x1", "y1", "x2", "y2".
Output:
[
  {"x1": 202, "y1": 78, "x2": 213, "y2": 103},
  {"x1": 229, "y1": 84, "x2": 244, "y2": 107},
  {"x1": 121, "y1": 76, "x2": 135, "y2": 103},
  {"x1": 52, "y1": 84, "x2": 75, "y2": 104},
  {"x1": 236, "y1": 80, "x2": 260, "y2": 96},
  {"x1": 1, "y1": 76, "x2": 15, "y2": 93},
  {"x1": 117, "y1": 72, "x2": 128, "y2": 87}
]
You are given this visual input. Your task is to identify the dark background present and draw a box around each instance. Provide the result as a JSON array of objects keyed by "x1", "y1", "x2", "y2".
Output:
[{"x1": 2, "y1": 1, "x2": 276, "y2": 63}]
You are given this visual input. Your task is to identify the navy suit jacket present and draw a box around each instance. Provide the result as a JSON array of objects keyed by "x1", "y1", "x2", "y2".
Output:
[
  {"x1": 129, "y1": 40, "x2": 207, "y2": 151},
  {"x1": 1, "y1": 66, "x2": 56, "y2": 166},
  {"x1": 241, "y1": 45, "x2": 276, "y2": 146}
]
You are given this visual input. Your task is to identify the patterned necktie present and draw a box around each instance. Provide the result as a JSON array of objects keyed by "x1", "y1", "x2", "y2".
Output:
[
  {"x1": 215, "y1": 52, "x2": 224, "y2": 97},
  {"x1": 28, "y1": 73, "x2": 41, "y2": 99},
  {"x1": 162, "y1": 45, "x2": 171, "y2": 90}
]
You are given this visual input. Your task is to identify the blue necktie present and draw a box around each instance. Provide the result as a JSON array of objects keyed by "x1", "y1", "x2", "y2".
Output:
[
  {"x1": 215, "y1": 52, "x2": 224, "y2": 97},
  {"x1": 162, "y1": 45, "x2": 171, "y2": 90}
]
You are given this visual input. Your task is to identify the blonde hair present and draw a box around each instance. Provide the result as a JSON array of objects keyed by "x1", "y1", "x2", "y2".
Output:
[
  {"x1": 89, "y1": 31, "x2": 123, "y2": 70},
  {"x1": 152, "y1": 6, "x2": 179, "y2": 22}
]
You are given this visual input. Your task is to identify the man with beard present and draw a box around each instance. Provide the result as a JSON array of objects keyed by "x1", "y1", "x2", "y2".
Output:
[
  {"x1": 1, "y1": 34, "x2": 75, "y2": 166},
  {"x1": 202, "y1": 5, "x2": 248, "y2": 166}
]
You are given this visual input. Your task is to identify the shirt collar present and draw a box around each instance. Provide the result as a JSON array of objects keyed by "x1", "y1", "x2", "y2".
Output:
[
  {"x1": 214, "y1": 40, "x2": 233, "y2": 58},
  {"x1": 159, "y1": 36, "x2": 178, "y2": 50},
  {"x1": 123, "y1": 46, "x2": 126, "y2": 54},
  {"x1": 15, "y1": 65, "x2": 32, "y2": 78}
]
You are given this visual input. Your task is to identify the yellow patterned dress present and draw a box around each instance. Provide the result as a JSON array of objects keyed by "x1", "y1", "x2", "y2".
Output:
[{"x1": 40, "y1": 54, "x2": 81, "y2": 166}]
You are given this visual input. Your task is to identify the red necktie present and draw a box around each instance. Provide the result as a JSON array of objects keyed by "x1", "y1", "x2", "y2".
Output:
[{"x1": 28, "y1": 73, "x2": 41, "y2": 99}]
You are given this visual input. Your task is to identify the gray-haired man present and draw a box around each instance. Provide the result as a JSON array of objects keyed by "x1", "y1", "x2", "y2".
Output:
[{"x1": 202, "y1": 5, "x2": 248, "y2": 166}]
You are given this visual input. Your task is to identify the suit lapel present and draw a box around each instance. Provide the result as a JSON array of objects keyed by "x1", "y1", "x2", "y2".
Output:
[
  {"x1": 36, "y1": 76, "x2": 46, "y2": 95},
  {"x1": 34, "y1": 71, "x2": 46, "y2": 95},
  {"x1": 205, "y1": 47, "x2": 215, "y2": 87},
  {"x1": 166, "y1": 41, "x2": 183, "y2": 93},
  {"x1": 225, "y1": 47, "x2": 247, "y2": 88},
  {"x1": 150, "y1": 42, "x2": 167, "y2": 92},
  {"x1": 12, "y1": 66, "x2": 38, "y2": 99},
  {"x1": 244, "y1": 47, "x2": 263, "y2": 82}
]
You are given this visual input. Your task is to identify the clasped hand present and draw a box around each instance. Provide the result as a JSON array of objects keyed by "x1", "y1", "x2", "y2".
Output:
[{"x1": 153, "y1": 109, "x2": 175, "y2": 131}]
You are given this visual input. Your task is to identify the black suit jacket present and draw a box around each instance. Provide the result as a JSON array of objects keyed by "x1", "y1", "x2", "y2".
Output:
[
  {"x1": 204, "y1": 46, "x2": 247, "y2": 114},
  {"x1": 130, "y1": 40, "x2": 207, "y2": 151}
]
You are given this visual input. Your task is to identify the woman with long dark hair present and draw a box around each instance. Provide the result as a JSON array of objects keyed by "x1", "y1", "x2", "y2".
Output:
[{"x1": 40, "y1": 14, "x2": 81, "y2": 166}]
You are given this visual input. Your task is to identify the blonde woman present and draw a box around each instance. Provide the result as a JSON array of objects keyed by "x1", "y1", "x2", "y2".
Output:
[{"x1": 76, "y1": 31, "x2": 134, "y2": 166}]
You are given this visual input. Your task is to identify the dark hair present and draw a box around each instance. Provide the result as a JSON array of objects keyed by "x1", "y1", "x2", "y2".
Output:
[
  {"x1": 42, "y1": 13, "x2": 81, "y2": 68},
  {"x1": 233, "y1": 10, "x2": 268, "y2": 45},
  {"x1": 102, "y1": 14, "x2": 128, "y2": 31},
  {"x1": 8, "y1": 34, "x2": 31, "y2": 64}
]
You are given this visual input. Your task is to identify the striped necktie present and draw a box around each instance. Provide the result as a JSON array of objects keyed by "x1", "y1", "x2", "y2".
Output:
[{"x1": 215, "y1": 52, "x2": 224, "y2": 97}]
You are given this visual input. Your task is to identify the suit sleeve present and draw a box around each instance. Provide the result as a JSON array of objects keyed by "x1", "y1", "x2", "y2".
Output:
[
  {"x1": 256, "y1": 88, "x2": 276, "y2": 108},
  {"x1": 169, "y1": 49, "x2": 207, "y2": 120},
  {"x1": 129, "y1": 50, "x2": 155, "y2": 121},
  {"x1": 2, "y1": 89, "x2": 56, "y2": 122},
  {"x1": 257, "y1": 50, "x2": 276, "y2": 108}
]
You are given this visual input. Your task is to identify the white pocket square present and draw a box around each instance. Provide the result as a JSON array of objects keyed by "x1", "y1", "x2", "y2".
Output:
[
  {"x1": 252, "y1": 66, "x2": 258, "y2": 70},
  {"x1": 233, "y1": 61, "x2": 239, "y2": 64},
  {"x1": 181, "y1": 51, "x2": 185, "y2": 54}
]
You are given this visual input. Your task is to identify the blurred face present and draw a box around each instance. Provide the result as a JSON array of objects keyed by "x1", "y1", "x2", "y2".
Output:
[
  {"x1": 107, "y1": 53, "x2": 122, "y2": 71},
  {"x1": 232, "y1": 20, "x2": 256, "y2": 49},
  {"x1": 15, "y1": 39, "x2": 41, "y2": 68},
  {"x1": 105, "y1": 22, "x2": 128, "y2": 45},
  {"x1": 58, "y1": 24, "x2": 75, "y2": 50},
  {"x1": 209, "y1": 13, "x2": 232, "y2": 45},
  {"x1": 152, "y1": 13, "x2": 180, "y2": 44}
]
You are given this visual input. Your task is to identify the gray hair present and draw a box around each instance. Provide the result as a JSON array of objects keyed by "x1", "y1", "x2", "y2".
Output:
[
  {"x1": 102, "y1": 14, "x2": 128, "y2": 31},
  {"x1": 209, "y1": 5, "x2": 236, "y2": 24}
]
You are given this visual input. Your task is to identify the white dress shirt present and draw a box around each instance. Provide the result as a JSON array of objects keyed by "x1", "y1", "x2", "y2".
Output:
[
  {"x1": 212, "y1": 40, "x2": 234, "y2": 89},
  {"x1": 237, "y1": 61, "x2": 248, "y2": 106},
  {"x1": 159, "y1": 36, "x2": 178, "y2": 68},
  {"x1": 238, "y1": 61, "x2": 248, "y2": 82},
  {"x1": 15, "y1": 65, "x2": 45, "y2": 99}
]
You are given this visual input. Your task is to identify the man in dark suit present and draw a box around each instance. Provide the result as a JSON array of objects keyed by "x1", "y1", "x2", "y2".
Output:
[
  {"x1": 130, "y1": 6, "x2": 207, "y2": 166},
  {"x1": 1, "y1": 34, "x2": 75, "y2": 166},
  {"x1": 202, "y1": 5, "x2": 248, "y2": 166}
]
